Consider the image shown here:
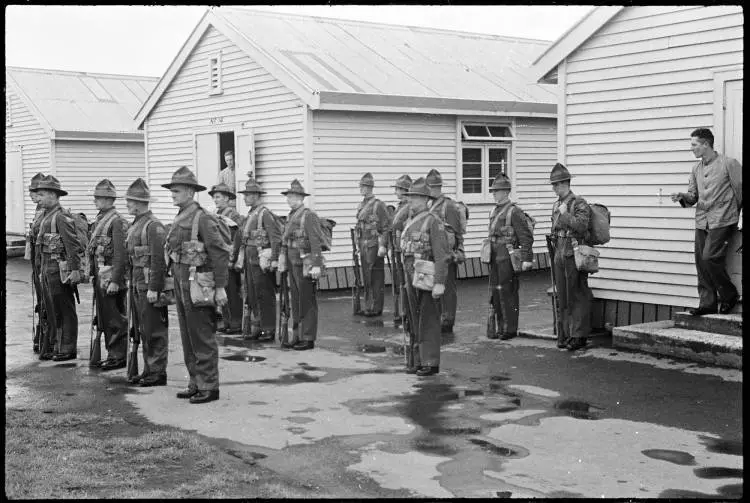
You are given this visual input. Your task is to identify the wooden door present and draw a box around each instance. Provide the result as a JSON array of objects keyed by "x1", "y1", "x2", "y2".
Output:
[
  {"x1": 6, "y1": 150, "x2": 24, "y2": 234},
  {"x1": 723, "y1": 78, "x2": 742, "y2": 299},
  {"x1": 234, "y1": 131, "x2": 255, "y2": 216},
  {"x1": 195, "y1": 133, "x2": 220, "y2": 209}
]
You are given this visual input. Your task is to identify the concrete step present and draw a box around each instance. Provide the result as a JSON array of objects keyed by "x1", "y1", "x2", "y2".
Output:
[
  {"x1": 6, "y1": 246, "x2": 27, "y2": 258},
  {"x1": 612, "y1": 320, "x2": 742, "y2": 370},
  {"x1": 673, "y1": 312, "x2": 742, "y2": 337}
]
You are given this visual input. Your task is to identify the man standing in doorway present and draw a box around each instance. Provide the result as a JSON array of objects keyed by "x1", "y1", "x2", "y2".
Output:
[
  {"x1": 355, "y1": 173, "x2": 391, "y2": 317},
  {"x1": 671, "y1": 128, "x2": 742, "y2": 315},
  {"x1": 426, "y1": 169, "x2": 464, "y2": 334},
  {"x1": 216, "y1": 150, "x2": 237, "y2": 208}
]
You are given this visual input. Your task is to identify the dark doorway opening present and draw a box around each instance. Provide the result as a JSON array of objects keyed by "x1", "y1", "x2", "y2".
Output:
[{"x1": 219, "y1": 131, "x2": 235, "y2": 174}]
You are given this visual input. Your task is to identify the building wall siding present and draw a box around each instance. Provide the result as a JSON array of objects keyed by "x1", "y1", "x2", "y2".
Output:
[
  {"x1": 562, "y1": 4, "x2": 743, "y2": 308},
  {"x1": 5, "y1": 88, "x2": 51, "y2": 229},
  {"x1": 53, "y1": 140, "x2": 146, "y2": 222},
  {"x1": 144, "y1": 26, "x2": 305, "y2": 222}
]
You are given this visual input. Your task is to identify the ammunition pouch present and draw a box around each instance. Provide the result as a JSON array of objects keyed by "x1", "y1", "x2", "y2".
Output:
[
  {"x1": 574, "y1": 244, "x2": 599, "y2": 274},
  {"x1": 180, "y1": 240, "x2": 207, "y2": 266},
  {"x1": 302, "y1": 254, "x2": 325, "y2": 278},
  {"x1": 412, "y1": 258, "x2": 435, "y2": 291},
  {"x1": 248, "y1": 229, "x2": 270, "y2": 248},
  {"x1": 259, "y1": 248, "x2": 273, "y2": 271},
  {"x1": 97, "y1": 265, "x2": 114, "y2": 290},
  {"x1": 132, "y1": 245, "x2": 150, "y2": 268}
]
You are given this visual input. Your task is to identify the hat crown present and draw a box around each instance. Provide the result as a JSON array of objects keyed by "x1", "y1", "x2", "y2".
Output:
[
  {"x1": 393, "y1": 174, "x2": 412, "y2": 189},
  {"x1": 241, "y1": 177, "x2": 265, "y2": 193},
  {"x1": 126, "y1": 177, "x2": 151, "y2": 202},
  {"x1": 550, "y1": 162, "x2": 572, "y2": 183},
  {"x1": 359, "y1": 172, "x2": 375, "y2": 186},
  {"x1": 30, "y1": 172, "x2": 45, "y2": 190},
  {"x1": 490, "y1": 173, "x2": 512, "y2": 191},
  {"x1": 162, "y1": 165, "x2": 206, "y2": 191},
  {"x1": 406, "y1": 177, "x2": 432, "y2": 198},
  {"x1": 290, "y1": 179, "x2": 305, "y2": 192},
  {"x1": 425, "y1": 169, "x2": 443, "y2": 186},
  {"x1": 94, "y1": 178, "x2": 117, "y2": 198}
]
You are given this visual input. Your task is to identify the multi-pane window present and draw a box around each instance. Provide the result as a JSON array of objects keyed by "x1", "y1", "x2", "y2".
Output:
[
  {"x1": 459, "y1": 122, "x2": 513, "y2": 199},
  {"x1": 208, "y1": 52, "x2": 223, "y2": 95}
]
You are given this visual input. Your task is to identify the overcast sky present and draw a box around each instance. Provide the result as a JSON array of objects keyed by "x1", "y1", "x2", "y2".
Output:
[{"x1": 6, "y1": 5, "x2": 594, "y2": 77}]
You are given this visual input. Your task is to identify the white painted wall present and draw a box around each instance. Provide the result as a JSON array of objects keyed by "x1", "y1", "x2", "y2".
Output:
[
  {"x1": 560, "y1": 5, "x2": 743, "y2": 308},
  {"x1": 144, "y1": 26, "x2": 305, "y2": 222}
]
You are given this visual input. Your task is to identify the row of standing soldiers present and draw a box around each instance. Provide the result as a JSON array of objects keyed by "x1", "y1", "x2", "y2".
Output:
[{"x1": 26, "y1": 162, "x2": 593, "y2": 403}]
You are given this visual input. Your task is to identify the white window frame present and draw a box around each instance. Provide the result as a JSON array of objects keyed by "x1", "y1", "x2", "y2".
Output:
[
  {"x1": 208, "y1": 51, "x2": 223, "y2": 96},
  {"x1": 457, "y1": 120, "x2": 515, "y2": 203}
]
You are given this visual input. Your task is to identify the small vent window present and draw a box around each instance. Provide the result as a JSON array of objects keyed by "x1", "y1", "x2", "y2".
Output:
[
  {"x1": 461, "y1": 123, "x2": 513, "y2": 141},
  {"x1": 208, "y1": 52, "x2": 223, "y2": 95},
  {"x1": 6, "y1": 93, "x2": 11, "y2": 127}
]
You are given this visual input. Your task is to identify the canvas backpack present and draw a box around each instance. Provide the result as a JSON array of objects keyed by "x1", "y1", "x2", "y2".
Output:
[
  {"x1": 562, "y1": 197, "x2": 611, "y2": 246},
  {"x1": 455, "y1": 201, "x2": 469, "y2": 235},
  {"x1": 302, "y1": 209, "x2": 335, "y2": 252},
  {"x1": 505, "y1": 203, "x2": 536, "y2": 240},
  {"x1": 50, "y1": 209, "x2": 93, "y2": 279}
]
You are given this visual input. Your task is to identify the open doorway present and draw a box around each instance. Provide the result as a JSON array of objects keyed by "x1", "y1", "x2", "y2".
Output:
[{"x1": 219, "y1": 131, "x2": 235, "y2": 177}]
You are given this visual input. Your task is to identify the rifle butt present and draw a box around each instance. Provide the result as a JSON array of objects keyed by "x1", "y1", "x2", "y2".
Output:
[{"x1": 90, "y1": 334, "x2": 102, "y2": 367}]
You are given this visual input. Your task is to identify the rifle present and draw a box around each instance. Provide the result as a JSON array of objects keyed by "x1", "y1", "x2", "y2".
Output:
[
  {"x1": 278, "y1": 271, "x2": 291, "y2": 346},
  {"x1": 126, "y1": 282, "x2": 140, "y2": 380},
  {"x1": 388, "y1": 232, "x2": 401, "y2": 326},
  {"x1": 546, "y1": 234, "x2": 565, "y2": 344},
  {"x1": 350, "y1": 228, "x2": 363, "y2": 315},
  {"x1": 89, "y1": 289, "x2": 102, "y2": 367},
  {"x1": 486, "y1": 272, "x2": 497, "y2": 338},
  {"x1": 31, "y1": 271, "x2": 37, "y2": 350}
]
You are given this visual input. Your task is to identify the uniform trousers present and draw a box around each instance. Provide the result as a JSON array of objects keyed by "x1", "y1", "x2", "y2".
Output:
[
  {"x1": 440, "y1": 262, "x2": 458, "y2": 325},
  {"x1": 32, "y1": 258, "x2": 46, "y2": 347},
  {"x1": 490, "y1": 259, "x2": 520, "y2": 335},
  {"x1": 360, "y1": 244, "x2": 385, "y2": 314},
  {"x1": 40, "y1": 259, "x2": 78, "y2": 355},
  {"x1": 221, "y1": 268, "x2": 243, "y2": 331},
  {"x1": 133, "y1": 288, "x2": 169, "y2": 379},
  {"x1": 404, "y1": 257, "x2": 441, "y2": 368},
  {"x1": 94, "y1": 273, "x2": 128, "y2": 361},
  {"x1": 246, "y1": 262, "x2": 277, "y2": 332},
  {"x1": 289, "y1": 264, "x2": 318, "y2": 342},
  {"x1": 173, "y1": 265, "x2": 219, "y2": 392},
  {"x1": 695, "y1": 225, "x2": 738, "y2": 309},
  {"x1": 553, "y1": 250, "x2": 592, "y2": 342}
]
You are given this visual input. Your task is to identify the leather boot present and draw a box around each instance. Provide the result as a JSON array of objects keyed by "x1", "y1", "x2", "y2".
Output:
[
  {"x1": 416, "y1": 366, "x2": 439, "y2": 376},
  {"x1": 176, "y1": 387, "x2": 198, "y2": 399},
  {"x1": 189, "y1": 389, "x2": 220, "y2": 404}
]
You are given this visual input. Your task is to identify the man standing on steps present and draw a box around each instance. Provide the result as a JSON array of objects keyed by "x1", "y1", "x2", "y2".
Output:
[
  {"x1": 34, "y1": 175, "x2": 83, "y2": 361},
  {"x1": 389, "y1": 174, "x2": 412, "y2": 325},
  {"x1": 88, "y1": 179, "x2": 129, "y2": 371},
  {"x1": 549, "y1": 163, "x2": 592, "y2": 352},
  {"x1": 671, "y1": 128, "x2": 742, "y2": 316},
  {"x1": 426, "y1": 169, "x2": 464, "y2": 334},
  {"x1": 354, "y1": 172, "x2": 391, "y2": 317},
  {"x1": 486, "y1": 173, "x2": 534, "y2": 341},
  {"x1": 163, "y1": 166, "x2": 229, "y2": 404},
  {"x1": 209, "y1": 182, "x2": 243, "y2": 334},
  {"x1": 124, "y1": 178, "x2": 169, "y2": 387},
  {"x1": 234, "y1": 177, "x2": 282, "y2": 342},
  {"x1": 28, "y1": 172, "x2": 47, "y2": 354}
]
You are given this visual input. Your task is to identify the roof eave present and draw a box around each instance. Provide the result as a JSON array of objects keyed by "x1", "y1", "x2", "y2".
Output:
[
  {"x1": 529, "y1": 6, "x2": 624, "y2": 84},
  {"x1": 5, "y1": 71, "x2": 56, "y2": 137},
  {"x1": 52, "y1": 130, "x2": 144, "y2": 142},
  {"x1": 314, "y1": 91, "x2": 557, "y2": 117}
]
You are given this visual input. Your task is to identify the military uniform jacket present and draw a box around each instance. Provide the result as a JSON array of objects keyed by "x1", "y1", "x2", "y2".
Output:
[
  {"x1": 126, "y1": 211, "x2": 166, "y2": 292},
  {"x1": 389, "y1": 200, "x2": 411, "y2": 252},
  {"x1": 281, "y1": 205, "x2": 323, "y2": 267},
  {"x1": 400, "y1": 209, "x2": 450, "y2": 285},
  {"x1": 87, "y1": 207, "x2": 128, "y2": 287},
  {"x1": 34, "y1": 203, "x2": 83, "y2": 270},
  {"x1": 551, "y1": 191, "x2": 591, "y2": 257},
  {"x1": 29, "y1": 204, "x2": 46, "y2": 259},
  {"x1": 166, "y1": 201, "x2": 230, "y2": 288},
  {"x1": 233, "y1": 204, "x2": 282, "y2": 264},
  {"x1": 356, "y1": 195, "x2": 391, "y2": 249},
  {"x1": 488, "y1": 201, "x2": 533, "y2": 263},
  {"x1": 429, "y1": 195, "x2": 463, "y2": 251}
]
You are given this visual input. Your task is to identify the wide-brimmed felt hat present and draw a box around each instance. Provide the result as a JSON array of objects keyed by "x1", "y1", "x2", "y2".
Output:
[
  {"x1": 237, "y1": 176, "x2": 267, "y2": 195},
  {"x1": 391, "y1": 174, "x2": 412, "y2": 190},
  {"x1": 125, "y1": 178, "x2": 156, "y2": 203},
  {"x1": 489, "y1": 173, "x2": 512, "y2": 192},
  {"x1": 281, "y1": 179, "x2": 310, "y2": 197},
  {"x1": 404, "y1": 177, "x2": 435, "y2": 199},
  {"x1": 35, "y1": 175, "x2": 68, "y2": 196},
  {"x1": 208, "y1": 182, "x2": 237, "y2": 199},
  {"x1": 550, "y1": 163, "x2": 573, "y2": 184},
  {"x1": 93, "y1": 178, "x2": 117, "y2": 199},
  {"x1": 162, "y1": 166, "x2": 207, "y2": 192},
  {"x1": 30, "y1": 172, "x2": 46, "y2": 191},
  {"x1": 425, "y1": 169, "x2": 443, "y2": 186},
  {"x1": 359, "y1": 172, "x2": 375, "y2": 187}
]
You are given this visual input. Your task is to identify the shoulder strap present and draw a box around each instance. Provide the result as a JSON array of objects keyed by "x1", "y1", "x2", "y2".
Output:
[
  {"x1": 91, "y1": 210, "x2": 118, "y2": 240},
  {"x1": 419, "y1": 212, "x2": 434, "y2": 233},
  {"x1": 191, "y1": 208, "x2": 205, "y2": 241},
  {"x1": 257, "y1": 206, "x2": 267, "y2": 231},
  {"x1": 404, "y1": 210, "x2": 431, "y2": 233},
  {"x1": 140, "y1": 217, "x2": 153, "y2": 245},
  {"x1": 46, "y1": 207, "x2": 63, "y2": 235},
  {"x1": 505, "y1": 203, "x2": 518, "y2": 228}
]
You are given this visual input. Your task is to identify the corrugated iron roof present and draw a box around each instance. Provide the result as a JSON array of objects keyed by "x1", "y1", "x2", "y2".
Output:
[
  {"x1": 214, "y1": 8, "x2": 557, "y2": 105},
  {"x1": 6, "y1": 66, "x2": 158, "y2": 134}
]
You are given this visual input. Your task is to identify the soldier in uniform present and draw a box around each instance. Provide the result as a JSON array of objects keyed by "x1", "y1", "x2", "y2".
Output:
[
  {"x1": 389, "y1": 174, "x2": 412, "y2": 325},
  {"x1": 209, "y1": 183, "x2": 243, "y2": 334},
  {"x1": 355, "y1": 173, "x2": 391, "y2": 317},
  {"x1": 278, "y1": 179, "x2": 323, "y2": 351},
  {"x1": 88, "y1": 179, "x2": 130, "y2": 371},
  {"x1": 400, "y1": 177, "x2": 449, "y2": 376},
  {"x1": 28, "y1": 172, "x2": 47, "y2": 353},
  {"x1": 124, "y1": 178, "x2": 169, "y2": 387},
  {"x1": 549, "y1": 163, "x2": 592, "y2": 351},
  {"x1": 234, "y1": 178, "x2": 282, "y2": 341},
  {"x1": 426, "y1": 169, "x2": 465, "y2": 334},
  {"x1": 486, "y1": 174, "x2": 534, "y2": 340},
  {"x1": 34, "y1": 175, "x2": 83, "y2": 361},
  {"x1": 163, "y1": 166, "x2": 229, "y2": 404}
]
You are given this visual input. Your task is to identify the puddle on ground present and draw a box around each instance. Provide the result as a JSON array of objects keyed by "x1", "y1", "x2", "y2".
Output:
[
  {"x1": 716, "y1": 483, "x2": 743, "y2": 497},
  {"x1": 693, "y1": 467, "x2": 743, "y2": 479},
  {"x1": 431, "y1": 426, "x2": 483, "y2": 436},
  {"x1": 257, "y1": 372, "x2": 320, "y2": 385},
  {"x1": 217, "y1": 336, "x2": 269, "y2": 350},
  {"x1": 698, "y1": 435, "x2": 743, "y2": 456},
  {"x1": 221, "y1": 354, "x2": 267, "y2": 363},
  {"x1": 360, "y1": 344, "x2": 387, "y2": 353},
  {"x1": 285, "y1": 416, "x2": 316, "y2": 424},
  {"x1": 659, "y1": 488, "x2": 720, "y2": 498},
  {"x1": 297, "y1": 363, "x2": 320, "y2": 371},
  {"x1": 553, "y1": 400, "x2": 603, "y2": 420},
  {"x1": 54, "y1": 363, "x2": 78, "y2": 368},
  {"x1": 641, "y1": 449, "x2": 696, "y2": 466},
  {"x1": 411, "y1": 436, "x2": 458, "y2": 457},
  {"x1": 468, "y1": 438, "x2": 527, "y2": 458}
]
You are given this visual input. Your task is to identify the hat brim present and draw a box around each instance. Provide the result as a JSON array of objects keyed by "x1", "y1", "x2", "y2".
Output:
[
  {"x1": 35, "y1": 187, "x2": 68, "y2": 196},
  {"x1": 162, "y1": 182, "x2": 207, "y2": 192},
  {"x1": 237, "y1": 189, "x2": 267, "y2": 195},
  {"x1": 93, "y1": 192, "x2": 118, "y2": 199},
  {"x1": 281, "y1": 190, "x2": 310, "y2": 197},
  {"x1": 489, "y1": 186, "x2": 511, "y2": 192},
  {"x1": 208, "y1": 189, "x2": 237, "y2": 199},
  {"x1": 549, "y1": 176, "x2": 573, "y2": 184},
  {"x1": 404, "y1": 191, "x2": 436, "y2": 199},
  {"x1": 359, "y1": 182, "x2": 375, "y2": 187},
  {"x1": 125, "y1": 195, "x2": 157, "y2": 203}
]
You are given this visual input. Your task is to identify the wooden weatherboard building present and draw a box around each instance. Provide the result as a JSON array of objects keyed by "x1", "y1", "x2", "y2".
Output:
[
  {"x1": 530, "y1": 5, "x2": 743, "y2": 327},
  {"x1": 5, "y1": 67, "x2": 158, "y2": 232},
  {"x1": 134, "y1": 7, "x2": 561, "y2": 290}
]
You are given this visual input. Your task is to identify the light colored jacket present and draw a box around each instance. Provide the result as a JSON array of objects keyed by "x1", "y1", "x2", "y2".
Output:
[{"x1": 682, "y1": 154, "x2": 742, "y2": 230}]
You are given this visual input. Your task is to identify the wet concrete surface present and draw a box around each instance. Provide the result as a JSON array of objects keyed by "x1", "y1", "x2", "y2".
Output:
[{"x1": 5, "y1": 258, "x2": 743, "y2": 498}]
